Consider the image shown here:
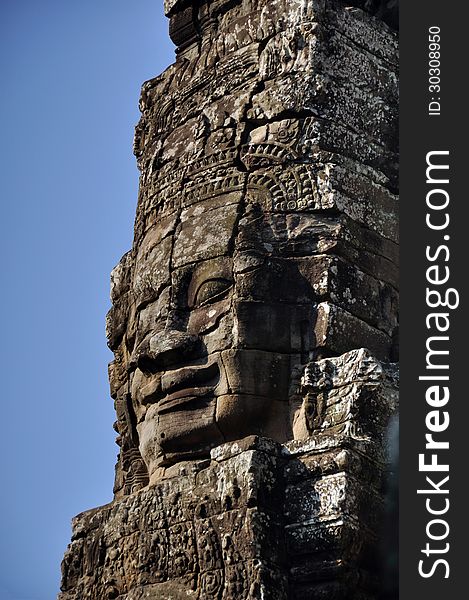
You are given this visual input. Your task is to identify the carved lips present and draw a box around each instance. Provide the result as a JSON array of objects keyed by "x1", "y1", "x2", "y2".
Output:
[{"x1": 155, "y1": 359, "x2": 220, "y2": 413}]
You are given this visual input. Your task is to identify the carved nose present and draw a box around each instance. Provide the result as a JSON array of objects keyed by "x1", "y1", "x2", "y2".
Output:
[{"x1": 135, "y1": 330, "x2": 200, "y2": 372}]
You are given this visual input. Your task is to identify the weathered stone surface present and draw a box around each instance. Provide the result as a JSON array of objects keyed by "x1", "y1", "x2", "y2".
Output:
[
  {"x1": 60, "y1": 1, "x2": 399, "y2": 598},
  {"x1": 291, "y1": 348, "x2": 398, "y2": 452},
  {"x1": 60, "y1": 351, "x2": 398, "y2": 599}
]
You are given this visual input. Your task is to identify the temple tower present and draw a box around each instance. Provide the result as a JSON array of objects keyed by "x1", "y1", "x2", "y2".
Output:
[{"x1": 59, "y1": 2, "x2": 398, "y2": 598}]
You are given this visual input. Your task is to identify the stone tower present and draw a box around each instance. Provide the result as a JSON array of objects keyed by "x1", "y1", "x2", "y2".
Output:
[{"x1": 59, "y1": 1, "x2": 398, "y2": 598}]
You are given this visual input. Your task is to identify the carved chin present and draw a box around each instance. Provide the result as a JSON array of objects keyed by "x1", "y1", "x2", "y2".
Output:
[
  {"x1": 138, "y1": 392, "x2": 291, "y2": 476},
  {"x1": 156, "y1": 395, "x2": 223, "y2": 458},
  {"x1": 137, "y1": 405, "x2": 163, "y2": 479},
  {"x1": 138, "y1": 396, "x2": 225, "y2": 472},
  {"x1": 215, "y1": 394, "x2": 291, "y2": 443}
]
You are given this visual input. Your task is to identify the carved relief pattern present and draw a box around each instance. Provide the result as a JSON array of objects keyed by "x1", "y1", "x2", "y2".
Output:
[{"x1": 60, "y1": 1, "x2": 398, "y2": 598}]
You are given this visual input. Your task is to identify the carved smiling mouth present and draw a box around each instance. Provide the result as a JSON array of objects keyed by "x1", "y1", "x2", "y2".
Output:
[{"x1": 157, "y1": 360, "x2": 220, "y2": 414}]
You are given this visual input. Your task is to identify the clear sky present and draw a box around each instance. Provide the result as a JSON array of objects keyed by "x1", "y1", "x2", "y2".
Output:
[{"x1": 0, "y1": 2, "x2": 174, "y2": 598}]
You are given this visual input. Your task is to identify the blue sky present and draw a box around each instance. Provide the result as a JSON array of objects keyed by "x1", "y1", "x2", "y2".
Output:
[{"x1": 0, "y1": 2, "x2": 174, "y2": 598}]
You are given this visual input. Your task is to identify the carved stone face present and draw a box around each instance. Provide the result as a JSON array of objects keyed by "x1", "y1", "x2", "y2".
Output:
[
  {"x1": 107, "y1": 0, "x2": 398, "y2": 493},
  {"x1": 120, "y1": 195, "x2": 315, "y2": 480}
]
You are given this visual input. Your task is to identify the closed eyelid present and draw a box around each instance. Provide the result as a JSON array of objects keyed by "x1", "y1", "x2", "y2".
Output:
[
  {"x1": 192, "y1": 278, "x2": 233, "y2": 307},
  {"x1": 186, "y1": 257, "x2": 233, "y2": 306}
]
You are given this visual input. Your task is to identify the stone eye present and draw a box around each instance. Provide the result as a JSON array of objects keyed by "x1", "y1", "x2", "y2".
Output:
[{"x1": 193, "y1": 278, "x2": 232, "y2": 307}]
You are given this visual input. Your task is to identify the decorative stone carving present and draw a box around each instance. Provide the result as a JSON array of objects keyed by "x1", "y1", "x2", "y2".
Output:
[
  {"x1": 60, "y1": 351, "x2": 398, "y2": 599},
  {"x1": 60, "y1": 1, "x2": 398, "y2": 598}
]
